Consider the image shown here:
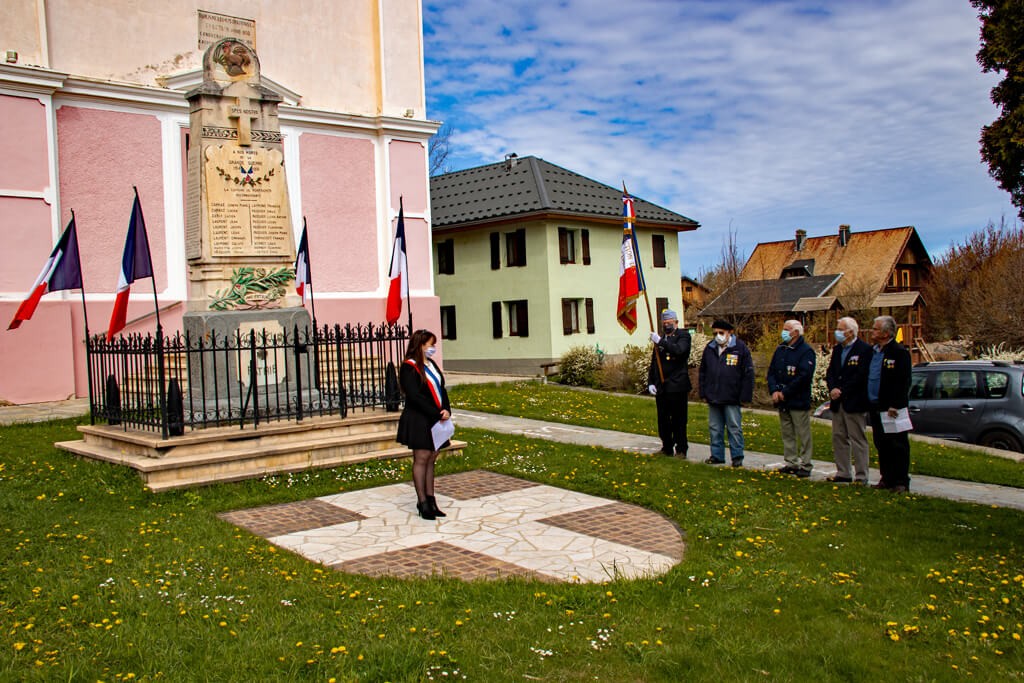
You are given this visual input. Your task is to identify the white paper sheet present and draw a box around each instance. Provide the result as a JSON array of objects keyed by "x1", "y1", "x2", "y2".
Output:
[
  {"x1": 880, "y1": 407, "x2": 913, "y2": 434},
  {"x1": 431, "y1": 418, "x2": 455, "y2": 450}
]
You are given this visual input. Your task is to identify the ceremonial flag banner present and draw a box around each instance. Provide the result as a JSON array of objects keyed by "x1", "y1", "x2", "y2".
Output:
[
  {"x1": 616, "y1": 193, "x2": 643, "y2": 333},
  {"x1": 385, "y1": 203, "x2": 408, "y2": 325},
  {"x1": 8, "y1": 217, "x2": 83, "y2": 330},
  {"x1": 107, "y1": 193, "x2": 155, "y2": 341},
  {"x1": 295, "y1": 221, "x2": 311, "y2": 301}
]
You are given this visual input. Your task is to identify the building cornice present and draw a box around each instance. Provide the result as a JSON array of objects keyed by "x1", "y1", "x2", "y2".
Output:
[
  {"x1": 45, "y1": 73, "x2": 439, "y2": 139},
  {"x1": 0, "y1": 63, "x2": 68, "y2": 95},
  {"x1": 433, "y1": 210, "x2": 699, "y2": 234}
]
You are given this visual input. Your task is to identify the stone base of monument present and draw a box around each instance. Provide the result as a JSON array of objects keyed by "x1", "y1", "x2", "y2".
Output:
[
  {"x1": 182, "y1": 308, "x2": 315, "y2": 397},
  {"x1": 56, "y1": 411, "x2": 466, "y2": 492}
]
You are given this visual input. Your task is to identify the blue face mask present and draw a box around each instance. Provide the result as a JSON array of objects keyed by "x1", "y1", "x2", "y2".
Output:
[
  {"x1": 834, "y1": 329, "x2": 846, "y2": 343},
  {"x1": 781, "y1": 330, "x2": 792, "y2": 344}
]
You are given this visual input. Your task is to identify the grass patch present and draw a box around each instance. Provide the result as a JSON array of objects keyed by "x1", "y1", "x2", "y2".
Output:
[
  {"x1": 449, "y1": 381, "x2": 1024, "y2": 489},
  {"x1": 0, "y1": 416, "x2": 1023, "y2": 680}
]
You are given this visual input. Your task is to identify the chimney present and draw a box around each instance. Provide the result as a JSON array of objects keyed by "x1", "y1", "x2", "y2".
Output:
[
  {"x1": 795, "y1": 229, "x2": 807, "y2": 252},
  {"x1": 838, "y1": 224, "x2": 851, "y2": 247}
]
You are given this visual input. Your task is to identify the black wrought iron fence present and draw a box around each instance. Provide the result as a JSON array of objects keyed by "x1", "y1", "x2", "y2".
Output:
[{"x1": 87, "y1": 323, "x2": 410, "y2": 437}]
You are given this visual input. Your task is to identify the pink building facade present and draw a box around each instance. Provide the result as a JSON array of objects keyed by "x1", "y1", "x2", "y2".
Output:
[{"x1": 0, "y1": 2, "x2": 439, "y2": 404}]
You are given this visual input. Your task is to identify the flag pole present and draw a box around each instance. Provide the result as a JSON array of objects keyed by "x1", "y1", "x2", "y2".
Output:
[
  {"x1": 70, "y1": 210, "x2": 96, "y2": 421},
  {"x1": 134, "y1": 186, "x2": 168, "y2": 439},
  {"x1": 401, "y1": 196, "x2": 413, "y2": 333},
  {"x1": 624, "y1": 182, "x2": 663, "y2": 381}
]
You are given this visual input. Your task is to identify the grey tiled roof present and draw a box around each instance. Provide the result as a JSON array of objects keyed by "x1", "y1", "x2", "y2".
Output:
[
  {"x1": 699, "y1": 274, "x2": 842, "y2": 317},
  {"x1": 430, "y1": 156, "x2": 699, "y2": 229}
]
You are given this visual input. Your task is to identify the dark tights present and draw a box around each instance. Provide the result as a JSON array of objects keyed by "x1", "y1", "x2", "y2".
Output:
[{"x1": 412, "y1": 449, "x2": 439, "y2": 502}]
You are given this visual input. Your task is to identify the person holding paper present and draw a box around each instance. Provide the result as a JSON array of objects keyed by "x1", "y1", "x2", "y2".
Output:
[
  {"x1": 867, "y1": 315, "x2": 913, "y2": 492},
  {"x1": 825, "y1": 316, "x2": 874, "y2": 484},
  {"x1": 397, "y1": 329, "x2": 452, "y2": 520}
]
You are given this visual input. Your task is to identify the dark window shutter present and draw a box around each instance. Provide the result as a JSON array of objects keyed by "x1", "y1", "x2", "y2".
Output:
[
  {"x1": 440, "y1": 306, "x2": 457, "y2": 340},
  {"x1": 656, "y1": 297, "x2": 668, "y2": 319},
  {"x1": 585, "y1": 298, "x2": 595, "y2": 333},
  {"x1": 582, "y1": 230, "x2": 591, "y2": 265},
  {"x1": 490, "y1": 232, "x2": 500, "y2": 270},
  {"x1": 652, "y1": 234, "x2": 667, "y2": 268},
  {"x1": 517, "y1": 229, "x2": 527, "y2": 266},
  {"x1": 562, "y1": 299, "x2": 572, "y2": 335},
  {"x1": 491, "y1": 301, "x2": 503, "y2": 338},
  {"x1": 517, "y1": 300, "x2": 529, "y2": 337},
  {"x1": 559, "y1": 227, "x2": 569, "y2": 264}
]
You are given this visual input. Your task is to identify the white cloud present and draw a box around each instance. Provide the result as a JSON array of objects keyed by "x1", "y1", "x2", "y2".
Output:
[{"x1": 425, "y1": 0, "x2": 1018, "y2": 275}]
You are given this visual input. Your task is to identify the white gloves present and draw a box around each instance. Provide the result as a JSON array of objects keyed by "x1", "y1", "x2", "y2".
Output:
[
  {"x1": 648, "y1": 384, "x2": 657, "y2": 395},
  {"x1": 650, "y1": 332, "x2": 661, "y2": 344}
]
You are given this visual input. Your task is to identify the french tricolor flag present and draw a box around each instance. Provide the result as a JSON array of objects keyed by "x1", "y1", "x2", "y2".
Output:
[
  {"x1": 385, "y1": 201, "x2": 408, "y2": 325},
  {"x1": 8, "y1": 216, "x2": 83, "y2": 330},
  {"x1": 295, "y1": 219, "x2": 312, "y2": 302},
  {"x1": 107, "y1": 191, "x2": 154, "y2": 341}
]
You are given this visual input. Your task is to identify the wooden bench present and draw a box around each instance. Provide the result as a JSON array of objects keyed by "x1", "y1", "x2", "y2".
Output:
[{"x1": 539, "y1": 362, "x2": 560, "y2": 381}]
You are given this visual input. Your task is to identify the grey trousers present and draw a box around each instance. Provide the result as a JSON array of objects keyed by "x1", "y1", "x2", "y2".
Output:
[
  {"x1": 831, "y1": 405, "x2": 870, "y2": 482},
  {"x1": 779, "y1": 408, "x2": 813, "y2": 470}
]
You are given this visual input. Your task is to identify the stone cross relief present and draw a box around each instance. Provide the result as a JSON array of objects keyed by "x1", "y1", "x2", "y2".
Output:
[{"x1": 228, "y1": 95, "x2": 260, "y2": 146}]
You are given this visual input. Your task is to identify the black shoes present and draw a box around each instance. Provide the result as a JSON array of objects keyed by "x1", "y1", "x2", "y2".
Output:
[
  {"x1": 704, "y1": 457, "x2": 726, "y2": 465},
  {"x1": 826, "y1": 475, "x2": 853, "y2": 483},
  {"x1": 416, "y1": 500, "x2": 436, "y2": 520},
  {"x1": 779, "y1": 465, "x2": 812, "y2": 478},
  {"x1": 427, "y1": 495, "x2": 446, "y2": 517},
  {"x1": 731, "y1": 460, "x2": 743, "y2": 468}
]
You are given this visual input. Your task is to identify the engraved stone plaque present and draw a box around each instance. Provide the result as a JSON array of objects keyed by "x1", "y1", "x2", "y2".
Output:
[
  {"x1": 198, "y1": 10, "x2": 256, "y2": 51},
  {"x1": 204, "y1": 145, "x2": 291, "y2": 257}
]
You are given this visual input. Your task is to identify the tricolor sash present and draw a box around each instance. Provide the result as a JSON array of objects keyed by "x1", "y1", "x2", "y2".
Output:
[{"x1": 405, "y1": 358, "x2": 444, "y2": 409}]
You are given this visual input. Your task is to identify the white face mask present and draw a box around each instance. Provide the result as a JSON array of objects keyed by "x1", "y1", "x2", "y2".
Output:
[
  {"x1": 715, "y1": 332, "x2": 728, "y2": 346},
  {"x1": 425, "y1": 346, "x2": 437, "y2": 358}
]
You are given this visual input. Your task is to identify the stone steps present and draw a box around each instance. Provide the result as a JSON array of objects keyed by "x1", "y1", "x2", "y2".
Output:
[{"x1": 56, "y1": 410, "x2": 465, "y2": 492}]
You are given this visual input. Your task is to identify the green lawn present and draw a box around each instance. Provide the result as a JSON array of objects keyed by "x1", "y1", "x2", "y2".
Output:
[
  {"x1": 449, "y1": 381, "x2": 1024, "y2": 489},
  {"x1": 0, "y1": 411, "x2": 1022, "y2": 681}
]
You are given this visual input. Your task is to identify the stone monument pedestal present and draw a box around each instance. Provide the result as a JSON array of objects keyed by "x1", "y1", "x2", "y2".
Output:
[{"x1": 182, "y1": 307, "x2": 316, "y2": 419}]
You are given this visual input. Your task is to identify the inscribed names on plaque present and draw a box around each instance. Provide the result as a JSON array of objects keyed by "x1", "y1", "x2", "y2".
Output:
[
  {"x1": 198, "y1": 10, "x2": 256, "y2": 50},
  {"x1": 204, "y1": 145, "x2": 292, "y2": 258}
]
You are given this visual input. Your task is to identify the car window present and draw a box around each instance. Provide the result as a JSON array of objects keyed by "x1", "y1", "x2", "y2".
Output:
[
  {"x1": 932, "y1": 370, "x2": 979, "y2": 400},
  {"x1": 909, "y1": 372, "x2": 928, "y2": 400},
  {"x1": 981, "y1": 371, "x2": 1010, "y2": 399}
]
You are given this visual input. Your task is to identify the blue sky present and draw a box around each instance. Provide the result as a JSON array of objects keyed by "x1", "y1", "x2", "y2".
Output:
[{"x1": 422, "y1": 0, "x2": 1017, "y2": 277}]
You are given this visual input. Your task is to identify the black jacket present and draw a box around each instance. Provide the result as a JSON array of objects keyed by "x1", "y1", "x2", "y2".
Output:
[
  {"x1": 396, "y1": 359, "x2": 451, "y2": 450},
  {"x1": 647, "y1": 329, "x2": 692, "y2": 394},
  {"x1": 767, "y1": 335, "x2": 817, "y2": 410},
  {"x1": 699, "y1": 336, "x2": 754, "y2": 405},
  {"x1": 872, "y1": 340, "x2": 912, "y2": 411},
  {"x1": 826, "y1": 337, "x2": 874, "y2": 413}
]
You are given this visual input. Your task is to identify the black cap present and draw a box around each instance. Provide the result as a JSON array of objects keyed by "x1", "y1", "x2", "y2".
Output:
[{"x1": 711, "y1": 319, "x2": 734, "y2": 331}]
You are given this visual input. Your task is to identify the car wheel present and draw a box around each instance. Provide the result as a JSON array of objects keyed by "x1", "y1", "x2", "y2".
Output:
[{"x1": 978, "y1": 429, "x2": 1024, "y2": 453}]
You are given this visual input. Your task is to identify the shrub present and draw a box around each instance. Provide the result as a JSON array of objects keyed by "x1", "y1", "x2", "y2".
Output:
[
  {"x1": 976, "y1": 342, "x2": 1024, "y2": 361},
  {"x1": 596, "y1": 344, "x2": 650, "y2": 393},
  {"x1": 811, "y1": 347, "x2": 830, "y2": 405},
  {"x1": 558, "y1": 345, "x2": 602, "y2": 386}
]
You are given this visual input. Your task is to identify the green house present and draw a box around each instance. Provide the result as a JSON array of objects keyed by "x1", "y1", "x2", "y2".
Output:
[{"x1": 430, "y1": 156, "x2": 699, "y2": 374}]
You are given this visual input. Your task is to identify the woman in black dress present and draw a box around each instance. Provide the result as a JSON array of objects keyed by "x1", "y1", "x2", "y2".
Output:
[{"x1": 397, "y1": 329, "x2": 452, "y2": 520}]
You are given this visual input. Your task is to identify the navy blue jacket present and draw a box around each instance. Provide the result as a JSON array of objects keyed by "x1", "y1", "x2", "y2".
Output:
[
  {"x1": 647, "y1": 329, "x2": 692, "y2": 394},
  {"x1": 826, "y1": 337, "x2": 874, "y2": 413},
  {"x1": 698, "y1": 336, "x2": 754, "y2": 405},
  {"x1": 767, "y1": 335, "x2": 817, "y2": 410},
  {"x1": 872, "y1": 340, "x2": 912, "y2": 411}
]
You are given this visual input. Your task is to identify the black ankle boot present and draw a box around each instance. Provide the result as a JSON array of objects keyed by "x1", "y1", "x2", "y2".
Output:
[
  {"x1": 416, "y1": 500, "x2": 436, "y2": 520},
  {"x1": 427, "y1": 495, "x2": 446, "y2": 517}
]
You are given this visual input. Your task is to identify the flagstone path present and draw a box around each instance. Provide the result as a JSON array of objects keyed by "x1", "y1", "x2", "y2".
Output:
[{"x1": 220, "y1": 470, "x2": 684, "y2": 582}]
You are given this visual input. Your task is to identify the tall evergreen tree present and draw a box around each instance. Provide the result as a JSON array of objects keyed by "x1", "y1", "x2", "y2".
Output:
[{"x1": 973, "y1": 1, "x2": 1024, "y2": 220}]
